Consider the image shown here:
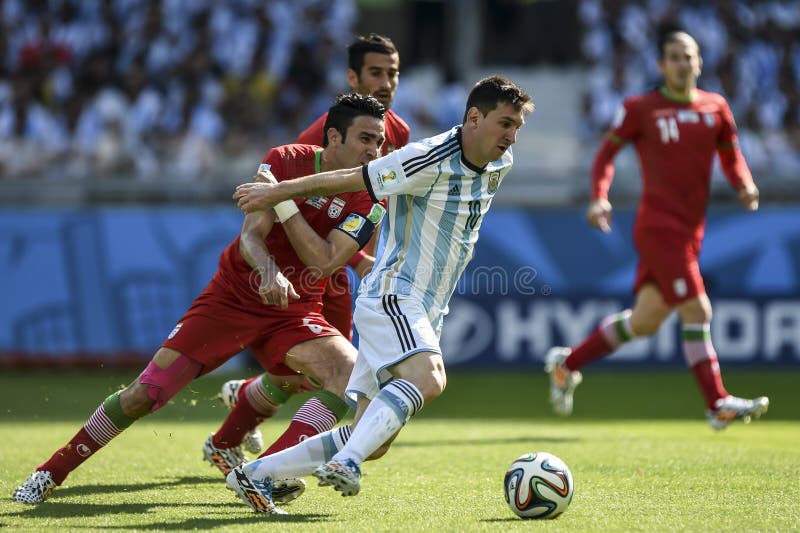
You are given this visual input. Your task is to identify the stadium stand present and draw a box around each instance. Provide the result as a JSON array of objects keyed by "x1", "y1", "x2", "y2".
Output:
[{"x1": 0, "y1": 0, "x2": 796, "y2": 204}]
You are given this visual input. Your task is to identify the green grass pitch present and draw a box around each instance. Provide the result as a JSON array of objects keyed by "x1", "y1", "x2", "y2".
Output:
[{"x1": 1, "y1": 369, "x2": 798, "y2": 531}]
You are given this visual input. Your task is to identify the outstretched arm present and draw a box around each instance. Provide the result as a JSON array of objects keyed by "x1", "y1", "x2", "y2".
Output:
[
  {"x1": 234, "y1": 167, "x2": 366, "y2": 213},
  {"x1": 245, "y1": 164, "x2": 373, "y2": 279}
]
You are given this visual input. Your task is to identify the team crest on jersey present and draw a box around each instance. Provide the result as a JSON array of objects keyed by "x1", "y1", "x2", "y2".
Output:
[
  {"x1": 328, "y1": 197, "x2": 346, "y2": 218},
  {"x1": 487, "y1": 171, "x2": 501, "y2": 195},
  {"x1": 703, "y1": 113, "x2": 716, "y2": 127},
  {"x1": 305, "y1": 196, "x2": 328, "y2": 209}
]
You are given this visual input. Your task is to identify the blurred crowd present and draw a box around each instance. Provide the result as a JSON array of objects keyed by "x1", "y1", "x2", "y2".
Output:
[
  {"x1": 578, "y1": 0, "x2": 800, "y2": 179},
  {"x1": 4, "y1": 0, "x2": 800, "y2": 185},
  {"x1": 0, "y1": 0, "x2": 355, "y2": 181}
]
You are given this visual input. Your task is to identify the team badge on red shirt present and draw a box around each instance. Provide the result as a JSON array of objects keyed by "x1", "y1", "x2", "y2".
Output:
[{"x1": 328, "y1": 197, "x2": 346, "y2": 218}]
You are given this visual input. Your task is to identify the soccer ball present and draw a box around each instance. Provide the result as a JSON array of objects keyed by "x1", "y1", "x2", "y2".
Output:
[{"x1": 503, "y1": 451, "x2": 574, "y2": 519}]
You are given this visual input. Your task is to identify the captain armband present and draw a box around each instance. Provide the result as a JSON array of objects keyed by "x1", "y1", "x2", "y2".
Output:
[{"x1": 335, "y1": 203, "x2": 386, "y2": 249}]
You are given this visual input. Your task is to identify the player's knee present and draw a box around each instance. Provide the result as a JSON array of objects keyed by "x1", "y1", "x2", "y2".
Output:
[
  {"x1": 632, "y1": 319, "x2": 660, "y2": 336},
  {"x1": 135, "y1": 354, "x2": 202, "y2": 414},
  {"x1": 677, "y1": 296, "x2": 712, "y2": 324},
  {"x1": 320, "y1": 362, "x2": 356, "y2": 396},
  {"x1": 630, "y1": 311, "x2": 666, "y2": 336},
  {"x1": 119, "y1": 383, "x2": 156, "y2": 418},
  {"x1": 415, "y1": 369, "x2": 446, "y2": 403}
]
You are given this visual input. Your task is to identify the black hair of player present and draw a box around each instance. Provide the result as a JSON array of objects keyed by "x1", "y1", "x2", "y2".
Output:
[
  {"x1": 462, "y1": 76, "x2": 534, "y2": 123},
  {"x1": 322, "y1": 93, "x2": 386, "y2": 147},
  {"x1": 657, "y1": 29, "x2": 700, "y2": 59},
  {"x1": 347, "y1": 33, "x2": 398, "y2": 74}
]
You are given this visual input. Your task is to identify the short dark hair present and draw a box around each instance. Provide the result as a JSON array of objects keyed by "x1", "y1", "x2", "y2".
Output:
[
  {"x1": 322, "y1": 93, "x2": 386, "y2": 147},
  {"x1": 462, "y1": 76, "x2": 534, "y2": 122},
  {"x1": 347, "y1": 33, "x2": 398, "y2": 74},
  {"x1": 658, "y1": 30, "x2": 700, "y2": 58}
]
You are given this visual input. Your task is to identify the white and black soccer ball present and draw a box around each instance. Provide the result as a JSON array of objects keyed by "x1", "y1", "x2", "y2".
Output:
[{"x1": 503, "y1": 451, "x2": 574, "y2": 519}]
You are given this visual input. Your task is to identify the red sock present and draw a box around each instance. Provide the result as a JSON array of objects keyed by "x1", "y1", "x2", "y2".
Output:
[
  {"x1": 212, "y1": 397, "x2": 268, "y2": 449},
  {"x1": 690, "y1": 359, "x2": 728, "y2": 410},
  {"x1": 260, "y1": 421, "x2": 318, "y2": 458},
  {"x1": 239, "y1": 376, "x2": 260, "y2": 395},
  {"x1": 38, "y1": 427, "x2": 104, "y2": 485},
  {"x1": 565, "y1": 327, "x2": 614, "y2": 371}
]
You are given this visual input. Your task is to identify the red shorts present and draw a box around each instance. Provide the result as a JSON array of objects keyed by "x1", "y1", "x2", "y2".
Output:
[
  {"x1": 322, "y1": 267, "x2": 353, "y2": 341},
  {"x1": 162, "y1": 277, "x2": 341, "y2": 376},
  {"x1": 633, "y1": 227, "x2": 705, "y2": 306}
]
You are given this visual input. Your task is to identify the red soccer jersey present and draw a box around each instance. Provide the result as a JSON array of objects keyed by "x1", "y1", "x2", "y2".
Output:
[
  {"x1": 216, "y1": 144, "x2": 380, "y2": 303},
  {"x1": 593, "y1": 88, "x2": 753, "y2": 238},
  {"x1": 296, "y1": 109, "x2": 410, "y2": 155}
]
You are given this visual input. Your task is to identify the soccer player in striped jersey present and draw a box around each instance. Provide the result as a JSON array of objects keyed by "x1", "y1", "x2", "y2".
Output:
[
  {"x1": 227, "y1": 76, "x2": 533, "y2": 513},
  {"x1": 214, "y1": 34, "x2": 411, "y2": 464},
  {"x1": 12, "y1": 94, "x2": 386, "y2": 508},
  {"x1": 544, "y1": 31, "x2": 768, "y2": 430}
]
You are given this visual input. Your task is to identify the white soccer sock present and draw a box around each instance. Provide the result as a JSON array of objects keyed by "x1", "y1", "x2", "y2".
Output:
[
  {"x1": 244, "y1": 425, "x2": 351, "y2": 481},
  {"x1": 332, "y1": 379, "x2": 423, "y2": 465}
]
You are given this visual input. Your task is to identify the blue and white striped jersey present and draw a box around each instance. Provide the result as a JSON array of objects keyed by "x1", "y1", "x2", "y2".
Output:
[{"x1": 360, "y1": 126, "x2": 513, "y2": 330}]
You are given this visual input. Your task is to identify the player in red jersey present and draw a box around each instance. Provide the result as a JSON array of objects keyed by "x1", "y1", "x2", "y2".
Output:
[
  {"x1": 214, "y1": 34, "x2": 412, "y2": 463},
  {"x1": 297, "y1": 33, "x2": 408, "y2": 339},
  {"x1": 12, "y1": 94, "x2": 387, "y2": 508},
  {"x1": 545, "y1": 31, "x2": 769, "y2": 430},
  {"x1": 297, "y1": 33, "x2": 409, "y2": 158}
]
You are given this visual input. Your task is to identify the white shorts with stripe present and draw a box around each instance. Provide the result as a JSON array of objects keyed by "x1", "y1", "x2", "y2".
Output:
[{"x1": 345, "y1": 294, "x2": 441, "y2": 406}]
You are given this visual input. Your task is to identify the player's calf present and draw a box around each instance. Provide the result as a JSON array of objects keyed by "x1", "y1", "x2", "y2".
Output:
[{"x1": 218, "y1": 379, "x2": 264, "y2": 454}]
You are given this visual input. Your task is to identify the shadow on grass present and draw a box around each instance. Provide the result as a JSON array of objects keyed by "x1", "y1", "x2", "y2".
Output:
[
  {"x1": 393, "y1": 434, "x2": 579, "y2": 449},
  {"x1": 481, "y1": 516, "x2": 565, "y2": 523},
  {"x1": 43, "y1": 475, "x2": 221, "y2": 500},
  {"x1": 83, "y1": 514, "x2": 335, "y2": 529},
  {"x1": 480, "y1": 517, "x2": 531, "y2": 523},
  {"x1": 3, "y1": 502, "x2": 332, "y2": 528},
  {"x1": 2, "y1": 475, "x2": 335, "y2": 526}
]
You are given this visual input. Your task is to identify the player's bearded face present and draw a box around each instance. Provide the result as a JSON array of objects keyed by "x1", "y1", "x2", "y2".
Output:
[
  {"x1": 354, "y1": 52, "x2": 400, "y2": 108},
  {"x1": 337, "y1": 116, "x2": 385, "y2": 167}
]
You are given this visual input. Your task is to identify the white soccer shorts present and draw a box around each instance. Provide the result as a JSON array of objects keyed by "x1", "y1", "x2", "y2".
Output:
[{"x1": 345, "y1": 294, "x2": 441, "y2": 405}]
